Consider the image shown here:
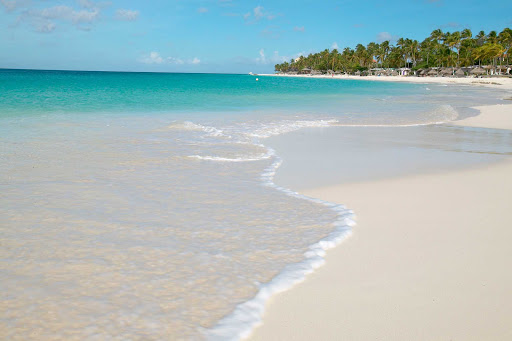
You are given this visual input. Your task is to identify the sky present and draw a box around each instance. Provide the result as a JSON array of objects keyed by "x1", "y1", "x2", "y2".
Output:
[{"x1": 0, "y1": 0, "x2": 511, "y2": 73}]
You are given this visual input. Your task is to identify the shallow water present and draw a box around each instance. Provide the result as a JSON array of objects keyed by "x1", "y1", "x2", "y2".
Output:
[{"x1": 0, "y1": 70, "x2": 509, "y2": 340}]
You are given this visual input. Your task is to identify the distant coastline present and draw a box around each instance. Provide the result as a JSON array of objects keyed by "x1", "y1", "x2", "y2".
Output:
[
  {"x1": 273, "y1": 28, "x2": 512, "y2": 78},
  {"x1": 259, "y1": 73, "x2": 512, "y2": 91}
]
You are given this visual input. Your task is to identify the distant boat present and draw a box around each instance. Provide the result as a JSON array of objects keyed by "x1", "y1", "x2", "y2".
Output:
[{"x1": 249, "y1": 72, "x2": 258, "y2": 76}]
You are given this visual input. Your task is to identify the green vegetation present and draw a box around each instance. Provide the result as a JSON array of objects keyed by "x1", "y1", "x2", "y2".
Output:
[{"x1": 275, "y1": 28, "x2": 512, "y2": 73}]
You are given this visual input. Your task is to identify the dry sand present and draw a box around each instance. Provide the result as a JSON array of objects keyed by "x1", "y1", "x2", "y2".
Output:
[{"x1": 247, "y1": 104, "x2": 512, "y2": 340}]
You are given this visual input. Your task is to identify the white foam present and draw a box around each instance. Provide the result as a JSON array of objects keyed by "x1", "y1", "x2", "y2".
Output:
[
  {"x1": 247, "y1": 119, "x2": 338, "y2": 138},
  {"x1": 168, "y1": 121, "x2": 231, "y2": 138},
  {"x1": 205, "y1": 147, "x2": 355, "y2": 341},
  {"x1": 188, "y1": 153, "x2": 273, "y2": 162}
]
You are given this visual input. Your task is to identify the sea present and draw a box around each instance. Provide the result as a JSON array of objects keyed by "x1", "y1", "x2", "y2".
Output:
[{"x1": 0, "y1": 69, "x2": 510, "y2": 340}]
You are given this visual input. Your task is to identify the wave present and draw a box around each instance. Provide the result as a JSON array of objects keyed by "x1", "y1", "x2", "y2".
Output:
[
  {"x1": 188, "y1": 152, "x2": 273, "y2": 162},
  {"x1": 187, "y1": 107, "x2": 457, "y2": 339},
  {"x1": 247, "y1": 119, "x2": 338, "y2": 138},
  {"x1": 205, "y1": 148, "x2": 355, "y2": 340},
  {"x1": 168, "y1": 121, "x2": 231, "y2": 138}
]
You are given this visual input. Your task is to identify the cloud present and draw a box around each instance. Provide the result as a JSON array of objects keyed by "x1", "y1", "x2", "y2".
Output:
[
  {"x1": 218, "y1": 0, "x2": 234, "y2": 7},
  {"x1": 140, "y1": 52, "x2": 164, "y2": 64},
  {"x1": 167, "y1": 57, "x2": 184, "y2": 65},
  {"x1": 139, "y1": 52, "x2": 201, "y2": 66},
  {"x1": 197, "y1": 7, "x2": 208, "y2": 13},
  {"x1": 1, "y1": 0, "x2": 29, "y2": 12},
  {"x1": 376, "y1": 31, "x2": 398, "y2": 43},
  {"x1": 440, "y1": 22, "x2": 460, "y2": 29},
  {"x1": 35, "y1": 21, "x2": 56, "y2": 33},
  {"x1": 255, "y1": 49, "x2": 297, "y2": 64},
  {"x1": 293, "y1": 26, "x2": 304, "y2": 32},
  {"x1": 331, "y1": 42, "x2": 339, "y2": 50},
  {"x1": 254, "y1": 6, "x2": 264, "y2": 19},
  {"x1": 6, "y1": 3, "x2": 100, "y2": 32},
  {"x1": 78, "y1": 0, "x2": 95, "y2": 9},
  {"x1": 2, "y1": 1, "x2": 130, "y2": 33},
  {"x1": 244, "y1": 6, "x2": 275, "y2": 23},
  {"x1": 115, "y1": 9, "x2": 139, "y2": 21},
  {"x1": 257, "y1": 49, "x2": 266, "y2": 63},
  {"x1": 260, "y1": 25, "x2": 282, "y2": 39}
]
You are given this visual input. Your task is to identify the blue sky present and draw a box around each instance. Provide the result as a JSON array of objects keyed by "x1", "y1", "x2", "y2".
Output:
[{"x1": 1, "y1": 0, "x2": 511, "y2": 73}]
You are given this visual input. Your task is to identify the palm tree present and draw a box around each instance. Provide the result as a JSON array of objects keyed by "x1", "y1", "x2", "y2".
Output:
[
  {"x1": 498, "y1": 28, "x2": 512, "y2": 65},
  {"x1": 274, "y1": 27, "x2": 510, "y2": 75}
]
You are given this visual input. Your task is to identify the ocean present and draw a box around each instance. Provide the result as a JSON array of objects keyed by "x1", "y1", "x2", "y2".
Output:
[{"x1": 0, "y1": 69, "x2": 509, "y2": 340}]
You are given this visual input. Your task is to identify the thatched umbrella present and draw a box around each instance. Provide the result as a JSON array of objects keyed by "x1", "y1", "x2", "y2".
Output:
[
  {"x1": 390, "y1": 70, "x2": 398, "y2": 76},
  {"x1": 354, "y1": 70, "x2": 361, "y2": 76},
  {"x1": 441, "y1": 68, "x2": 454, "y2": 76},
  {"x1": 427, "y1": 69, "x2": 438, "y2": 76},
  {"x1": 454, "y1": 68, "x2": 465, "y2": 77},
  {"x1": 470, "y1": 68, "x2": 486, "y2": 75}
]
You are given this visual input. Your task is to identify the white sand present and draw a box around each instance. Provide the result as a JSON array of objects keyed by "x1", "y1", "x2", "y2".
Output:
[
  {"x1": 247, "y1": 105, "x2": 512, "y2": 340},
  {"x1": 452, "y1": 104, "x2": 512, "y2": 130},
  {"x1": 261, "y1": 73, "x2": 512, "y2": 90}
]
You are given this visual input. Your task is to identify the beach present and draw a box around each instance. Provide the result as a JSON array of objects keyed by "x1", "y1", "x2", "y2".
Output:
[
  {"x1": 248, "y1": 103, "x2": 512, "y2": 340},
  {"x1": 262, "y1": 73, "x2": 512, "y2": 90},
  {"x1": 2, "y1": 70, "x2": 511, "y2": 340}
]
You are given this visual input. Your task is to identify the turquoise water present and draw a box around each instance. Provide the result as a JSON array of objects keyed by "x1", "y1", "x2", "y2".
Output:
[
  {"x1": 0, "y1": 69, "x2": 427, "y2": 116},
  {"x1": 0, "y1": 70, "x2": 508, "y2": 340}
]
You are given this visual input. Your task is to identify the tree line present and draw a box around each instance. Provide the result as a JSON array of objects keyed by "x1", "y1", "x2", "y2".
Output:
[{"x1": 275, "y1": 28, "x2": 512, "y2": 73}]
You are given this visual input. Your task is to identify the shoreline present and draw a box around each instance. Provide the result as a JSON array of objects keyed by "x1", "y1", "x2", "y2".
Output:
[
  {"x1": 247, "y1": 104, "x2": 512, "y2": 340},
  {"x1": 260, "y1": 73, "x2": 512, "y2": 91}
]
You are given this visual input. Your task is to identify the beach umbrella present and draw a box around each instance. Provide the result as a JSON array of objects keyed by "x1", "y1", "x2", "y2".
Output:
[
  {"x1": 441, "y1": 68, "x2": 453, "y2": 76},
  {"x1": 427, "y1": 69, "x2": 438, "y2": 76},
  {"x1": 455, "y1": 68, "x2": 465, "y2": 77},
  {"x1": 470, "y1": 68, "x2": 486, "y2": 75}
]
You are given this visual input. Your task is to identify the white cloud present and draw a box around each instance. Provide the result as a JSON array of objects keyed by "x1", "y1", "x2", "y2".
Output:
[
  {"x1": 139, "y1": 52, "x2": 201, "y2": 66},
  {"x1": 244, "y1": 6, "x2": 275, "y2": 22},
  {"x1": 141, "y1": 52, "x2": 164, "y2": 64},
  {"x1": 293, "y1": 26, "x2": 304, "y2": 32},
  {"x1": 2, "y1": 1, "x2": 130, "y2": 33},
  {"x1": 331, "y1": 42, "x2": 339, "y2": 50},
  {"x1": 35, "y1": 21, "x2": 56, "y2": 33},
  {"x1": 115, "y1": 9, "x2": 139, "y2": 21},
  {"x1": 1, "y1": 0, "x2": 29, "y2": 12},
  {"x1": 34, "y1": 5, "x2": 100, "y2": 24},
  {"x1": 78, "y1": 0, "x2": 95, "y2": 9},
  {"x1": 256, "y1": 49, "x2": 296, "y2": 64},
  {"x1": 376, "y1": 32, "x2": 398, "y2": 43},
  {"x1": 257, "y1": 48, "x2": 266, "y2": 63},
  {"x1": 167, "y1": 57, "x2": 184, "y2": 65},
  {"x1": 254, "y1": 6, "x2": 264, "y2": 19},
  {"x1": 259, "y1": 49, "x2": 265, "y2": 63},
  {"x1": 197, "y1": 7, "x2": 208, "y2": 13}
]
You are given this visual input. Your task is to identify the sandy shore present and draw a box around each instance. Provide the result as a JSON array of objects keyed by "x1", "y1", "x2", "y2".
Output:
[
  {"x1": 248, "y1": 104, "x2": 512, "y2": 340},
  {"x1": 260, "y1": 73, "x2": 512, "y2": 91}
]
